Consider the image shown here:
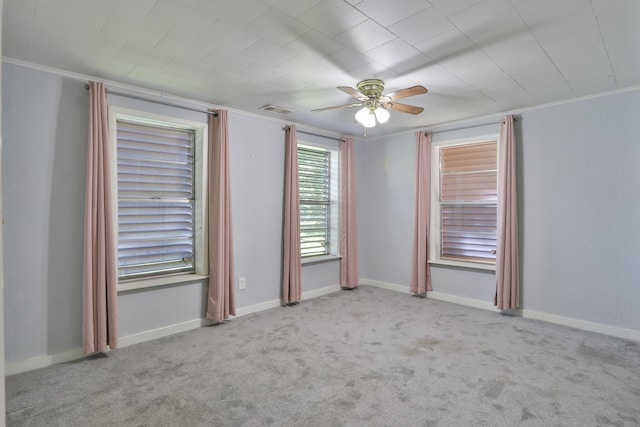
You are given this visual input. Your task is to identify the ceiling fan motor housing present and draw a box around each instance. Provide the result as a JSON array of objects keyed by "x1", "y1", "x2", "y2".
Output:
[
  {"x1": 357, "y1": 79, "x2": 385, "y2": 98},
  {"x1": 357, "y1": 79, "x2": 386, "y2": 111}
]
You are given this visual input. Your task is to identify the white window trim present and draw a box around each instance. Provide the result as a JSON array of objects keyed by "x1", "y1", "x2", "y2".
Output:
[
  {"x1": 117, "y1": 273, "x2": 209, "y2": 293},
  {"x1": 301, "y1": 254, "x2": 342, "y2": 265},
  {"x1": 297, "y1": 141, "x2": 340, "y2": 262},
  {"x1": 429, "y1": 133, "x2": 498, "y2": 272},
  {"x1": 108, "y1": 105, "x2": 209, "y2": 291}
]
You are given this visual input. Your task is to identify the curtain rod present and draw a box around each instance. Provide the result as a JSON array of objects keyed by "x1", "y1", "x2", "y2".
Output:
[
  {"x1": 84, "y1": 84, "x2": 218, "y2": 117},
  {"x1": 283, "y1": 126, "x2": 344, "y2": 142},
  {"x1": 429, "y1": 116, "x2": 519, "y2": 135}
]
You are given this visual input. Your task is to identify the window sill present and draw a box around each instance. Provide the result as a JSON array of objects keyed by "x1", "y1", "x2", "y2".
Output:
[
  {"x1": 118, "y1": 273, "x2": 209, "y2": 293},
  {"x1": 428, "y1": 259, "x2": 495, "y2": 272},
  {"x1": 302, "y1": 254, "x2": 342, "y2": 265}
]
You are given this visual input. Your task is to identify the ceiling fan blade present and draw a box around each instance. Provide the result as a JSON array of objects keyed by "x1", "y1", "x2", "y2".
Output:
[
  {"x1": 386, "y1": 102, "x2": 424, "y2": 115},
  {"x1": 337, "y1": 86, "x2": 367, "y2": 101},
  {"x1": 312, "y1": 102, "x2": 362, "y2": 112},
  {"x1": 384, "y1": 85, "x2": 428, "y2": 101}
]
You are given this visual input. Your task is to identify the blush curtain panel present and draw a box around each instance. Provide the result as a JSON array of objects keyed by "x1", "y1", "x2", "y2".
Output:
[
  {"x1": 282, "y1": 125, "x2": 302, "y2": 304},
  {"x1": 83, "y1": 81, "x2": 118, "y2": 354},
  {"x1": 410, "y1": 130, "x2": 433, "y2": 296},
  {"x1": 339, "y1": 138, "x2": 359, "y2": 289},
  {"x1": 495, "y1": 115, "x2": 520, "y2": 309},
  {"x1": 206, "y1": 109, "x2": 236, "y2": 322}
]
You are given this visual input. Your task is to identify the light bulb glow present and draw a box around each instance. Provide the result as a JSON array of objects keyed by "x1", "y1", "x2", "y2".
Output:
[
  {"x1": 374, "y1": 107, "x2": 390, "y2": 123},
  {"x1": 355, "y1": 107, "x2": 376, "y2": 128}
]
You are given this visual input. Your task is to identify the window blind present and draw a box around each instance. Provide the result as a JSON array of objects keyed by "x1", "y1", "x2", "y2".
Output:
[
  {"x1": 117, "y1": 120, "x2": 195, "y2": 278},
  {"x1": 298, "y1": 147, "x2": 330, "y2": 257},
  {"x1": 440, "y1": 141, "x2": 497, "y2": 262}
]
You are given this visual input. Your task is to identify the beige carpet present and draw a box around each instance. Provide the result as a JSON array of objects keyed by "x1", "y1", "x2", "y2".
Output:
[{"x1": 6, "y1": 285, "x2": 640, "y2": 426}]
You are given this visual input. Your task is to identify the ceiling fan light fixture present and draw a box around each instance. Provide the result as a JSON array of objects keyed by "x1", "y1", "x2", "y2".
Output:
[
  {"x1": 374, "y1": 106, "x2": 390, "y2": 124},
  {"x1": 355, "y1": 107, "x2": 376, "y2": 128}
]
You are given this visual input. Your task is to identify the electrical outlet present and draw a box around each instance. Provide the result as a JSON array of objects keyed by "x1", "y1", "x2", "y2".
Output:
[{"x1": 238, "y1": 277, "x2": 246, "y2": 290}]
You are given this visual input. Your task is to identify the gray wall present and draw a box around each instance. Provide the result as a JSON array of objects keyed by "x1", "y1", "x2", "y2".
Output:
[
  {"x1": 356, "y1": 132, "x2": 415, "y2": 287},
  {"x1": 518, "y1": 91, "x2": 640, "y2": 330},
  {"x1": 2, "y1": 62, "x2": 338, "y2": 364},
  {"x1": 357, "y1": 90, "x2": 640, "y2": 333}
]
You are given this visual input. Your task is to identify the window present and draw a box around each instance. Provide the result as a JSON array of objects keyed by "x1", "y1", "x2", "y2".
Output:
[
  {"x1": 433, "y1": 139, "x2": 497, "y2": 265},
  {"x1": 297, "y1": 145, "x2": 339, "y2": 258},
  {"x1": 111, "y1": 108, "x2": 207, "y2": 281}
]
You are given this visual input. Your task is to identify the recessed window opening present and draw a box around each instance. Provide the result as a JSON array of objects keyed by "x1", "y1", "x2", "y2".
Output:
[
  {"x1": 297, "y1": 144, "x2": 339, "y2": 258},
  {"x1": 116, "y1": 118, "x2": 196, "y2": 279},
  {"x1": 437, "y1": 140, "x2": 497, "y2": 264}
]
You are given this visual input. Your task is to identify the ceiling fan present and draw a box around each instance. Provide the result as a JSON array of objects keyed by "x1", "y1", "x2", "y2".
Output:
[{"x1": 312, "y1": 79, "x2": 428, "y2": 128}]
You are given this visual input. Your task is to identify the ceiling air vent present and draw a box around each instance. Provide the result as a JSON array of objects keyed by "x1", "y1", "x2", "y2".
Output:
[{"x1": 259, "y1": 104, "x2": 294, "y2": 114}]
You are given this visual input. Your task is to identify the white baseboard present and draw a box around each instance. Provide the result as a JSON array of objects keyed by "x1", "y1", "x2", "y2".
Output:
[
  {"x1": 426, "y1": 291, "x2": 503, "y2": 313},
  {"x1": 118, "y1": 319, "x2": 209, "y2": 349},
  {"x1": 233, "y1": 299, "x2": 282, "y2": 317},
  {"x1": 234, "y1": 283, "x2": 341, "y2": 317},
  {"x1": 362, "y1": 278, "x2": 639, "y2": 343},
  {"x1": 302, "y1": 283, "x2": 342, "y2": 300},
  {"x1": 361, "y1": 278, "x2": 412, "y2": 294},
  {"x1": 6, "y1": 284, "x2": 342, "y2": 376},
  {"x1": 521, "y1": 309, "x2": 640, "y2": 342},
  {"x1": 362, "y1": 278, "x2": 499, "y2": 311},
  {"x1": 5, "y1": 348, "x2": 87, "y2": 376}
]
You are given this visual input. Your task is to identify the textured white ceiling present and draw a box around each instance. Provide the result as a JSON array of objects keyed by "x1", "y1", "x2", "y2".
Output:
[{"x1": 3, "y1": 0, "x2": 640, "y2": 137}]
